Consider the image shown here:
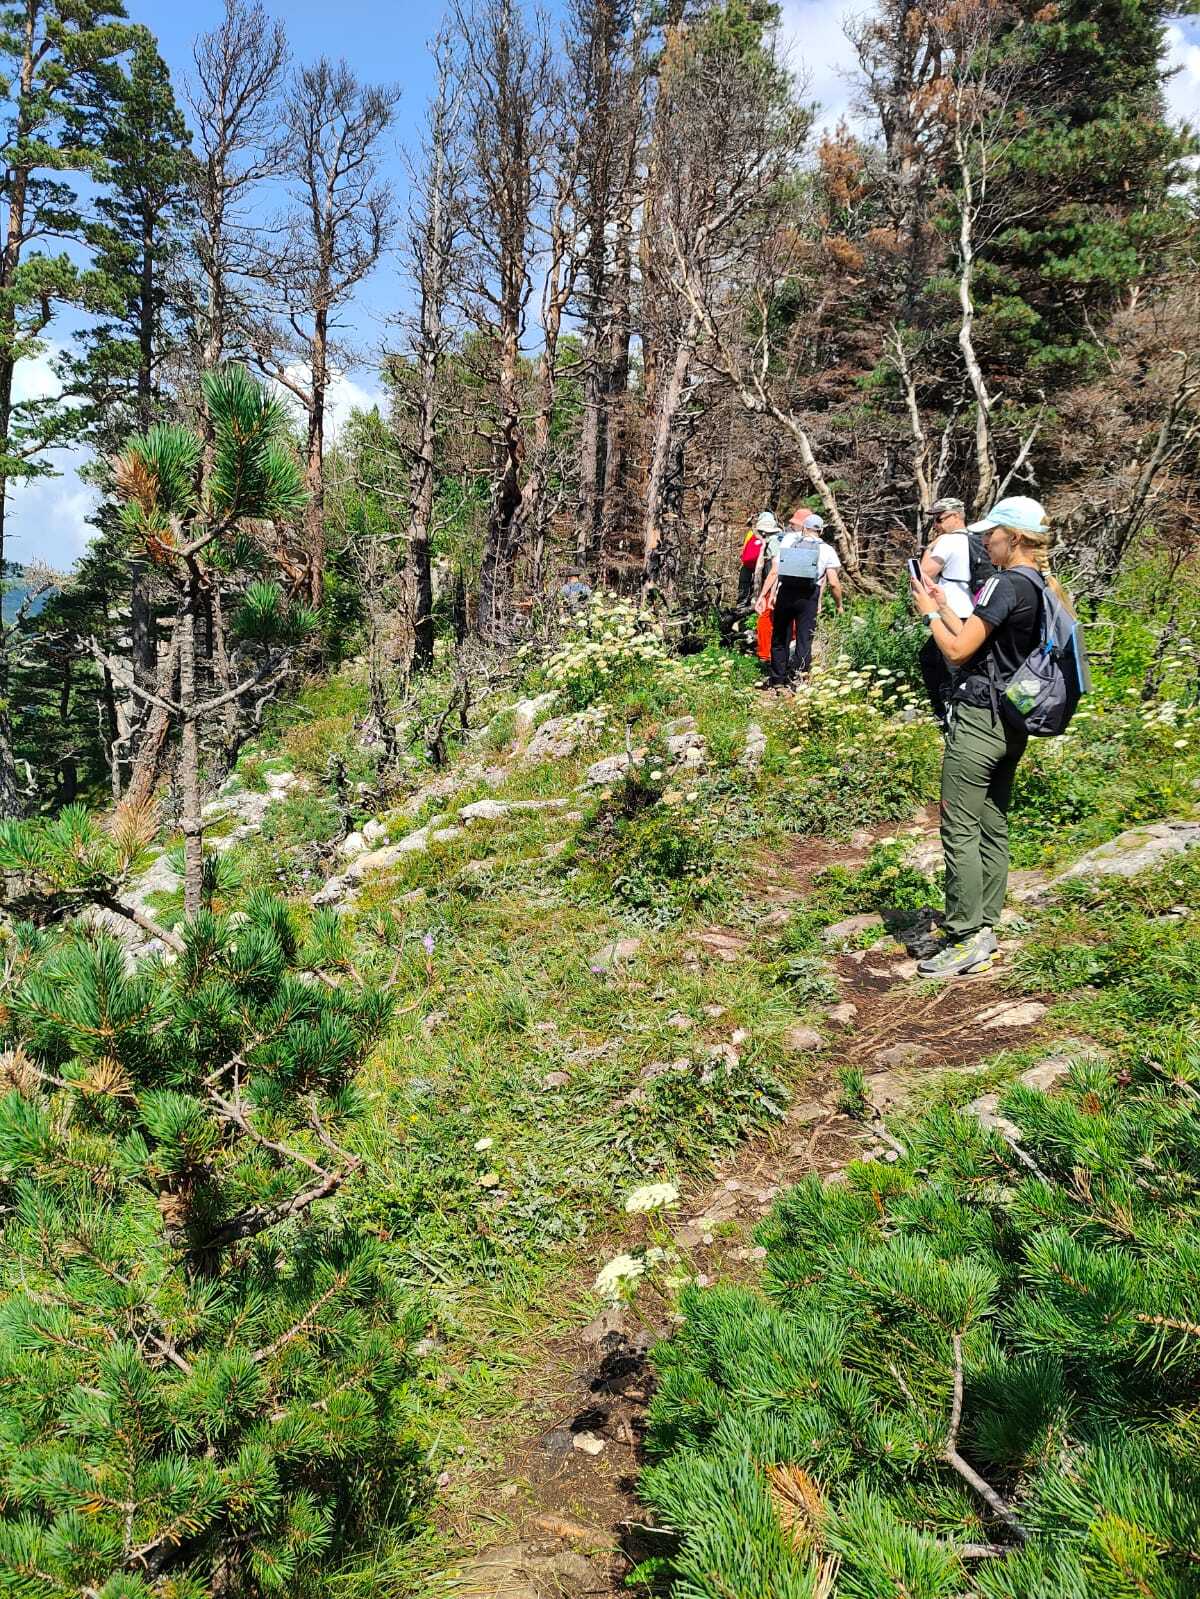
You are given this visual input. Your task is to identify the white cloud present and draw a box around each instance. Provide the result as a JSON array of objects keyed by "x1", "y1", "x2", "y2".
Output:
[
  {"x1": 9, "y1": 459, "x2": 98, "y2": 572},
  {"x1": 6, "y1": 343, "x2": 97, "y2": 571},
  {"x1": 275, "y1": 363, "x2": 385, "y2": 437},
  {"x1": 1163, "y1": 21, "x2": 1200, "y2": 127},
  {"x1": 777, "y1": 1, "x2": 863, "y2": 136}
]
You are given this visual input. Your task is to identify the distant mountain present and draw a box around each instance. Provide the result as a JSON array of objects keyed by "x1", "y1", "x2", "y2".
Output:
[{"x1": 2, "y1": 569, "x2": 49, "y2": 624}]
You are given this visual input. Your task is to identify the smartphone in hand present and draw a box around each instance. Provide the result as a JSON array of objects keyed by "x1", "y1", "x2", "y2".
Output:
[{"x1": 906, "y1": 557, "x2": 926, "y2": 588}]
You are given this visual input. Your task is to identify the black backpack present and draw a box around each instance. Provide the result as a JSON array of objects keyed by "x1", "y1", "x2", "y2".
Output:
[{"x1": 967, "y1": 531, "x2": 997, "y2": 597}]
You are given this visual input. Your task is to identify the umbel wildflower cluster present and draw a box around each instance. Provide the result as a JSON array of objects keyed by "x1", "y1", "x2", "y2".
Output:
[
  {"x1": 0, "y1": 901, "x2": 426, "y2": 1598},
  {"x1": 533, "y1": 596, "x2": 678, "y2": 708},
  {"x1": 637, "y1": 1035, "x2": 1200, "y2": 1598}
]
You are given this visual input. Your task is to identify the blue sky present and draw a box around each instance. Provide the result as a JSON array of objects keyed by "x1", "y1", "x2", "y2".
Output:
[{"x1": 14, "y1": 2, "x2": 1200, "y2": 572}]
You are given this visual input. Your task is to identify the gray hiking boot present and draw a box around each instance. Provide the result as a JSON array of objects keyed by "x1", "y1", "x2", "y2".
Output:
[{"x1": 917, "y1": 927, "x2": 997, "y2": 978}]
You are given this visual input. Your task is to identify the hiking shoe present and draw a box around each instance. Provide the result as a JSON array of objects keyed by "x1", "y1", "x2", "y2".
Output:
[{"x1": 917, "y1": 928, "x2": 997, "y2": 978}]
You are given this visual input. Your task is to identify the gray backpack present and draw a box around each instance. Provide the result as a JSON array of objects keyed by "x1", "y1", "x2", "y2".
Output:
[
  {"x1": 776, "y1": 534, "x2": 821, "y2": 584},
  {"x1": 990, "y1": 570, "x2": 1091, "y2": 737}
]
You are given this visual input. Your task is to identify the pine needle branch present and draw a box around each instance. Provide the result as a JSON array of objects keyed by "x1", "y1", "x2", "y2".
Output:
[
  {"x1": 251, "y1": 1267, "x2": 352, "y2": 1365},
  {"x1": 207, "y1": 1088, "x2": 331, "y2": 1177}
]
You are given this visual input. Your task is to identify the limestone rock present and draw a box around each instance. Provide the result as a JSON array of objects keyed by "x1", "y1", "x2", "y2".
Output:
[
  {"x1": 662, "y1": 715, "x2": 697, "y2": 736},
  {"x1": 821, "y1": 911, "x2": 883, "y2": 947},
  {"x1": 742, "y1": 722, "x2": 767, "y2": 772},
  {"x1": 524, "y1": 705, "x2": 607, "y2": 762},
  {"x1": 345, "y1": 841, "x2": 411, "y2": 879},
  {"x1": 965, "y1": 1092, "x2": 1023, "y2": 1144},
  {"x1": 512, "y1": 691, "x2": 558, "y2": 736},
  {"x1": 1020, "y1": 1052, "x2": 1075, "y2": 1092},
  {"x1": 874, "y1": 1041, "x2": 932, "y2": 1070},
  {"x1": 782, "y1": 1025, "x2": 823, "y2": 1053},
  {"x1": 976, "y1": 999, "x2": 1047, "y2": 1031},
  {"x1": 696, "y1": 930, "x2": 749, "y2": 962},
  {"x1": 865, "y1": 1071, "x2": 911, "y2": 1113},
  {"x1": 337, "y1": 831, "x2": 366, "y2": 860},
  {"x1": 541, "y1": 1071, "x2": 570, "y2": 1090},
  {"x1": 1045, "y1": 820, "x2": 1200, "y2": 892},
  {"x1": 585, "y1": 752, "x2": 632, "y2": 787},
  {"x1": 826, "y1": 1002, "x2": 859, "y2": 1029},
  {"x1": 311, "y1": 875, "x2": 348, "y2": 908},
  {"x1": 589, "y1": 937, "x2": 641, "y2": 972},
  {"x1": 786, "y1": 1099, "x2": 826, "y2": 1126},
  {"x1": 459, "y1": 797, "x2": 569, "y2": 823},
  {"x1": 666, "y1": 729, "x2": 706, "y2": 769},
  {"x1": 362, "y1": 817, "x2": 388, "y2": 843}
]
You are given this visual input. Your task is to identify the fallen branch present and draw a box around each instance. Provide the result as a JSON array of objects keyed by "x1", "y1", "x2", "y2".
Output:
[{"x1": 944, "y1": 1332, "x2": 1028, "y2": 1543}]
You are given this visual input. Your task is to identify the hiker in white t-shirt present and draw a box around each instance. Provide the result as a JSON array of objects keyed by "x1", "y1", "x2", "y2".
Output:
[
  {"x1": 919, "y1": 497, "x2": 976, "y2": 727},
  {"x1": 758, "y1": 509, "x2": 843, "y2": 686}
]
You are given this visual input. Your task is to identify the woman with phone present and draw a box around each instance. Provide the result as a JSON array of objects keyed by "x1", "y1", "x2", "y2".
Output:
[{"x1": 909, "y1": 495, "x2": 1066, "y2": 978}]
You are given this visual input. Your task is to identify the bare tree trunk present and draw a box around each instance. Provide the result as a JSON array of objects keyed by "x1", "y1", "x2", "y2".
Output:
[
  {"x1": 601, "y1": 193, "x2": 634, "y2": 560},
  {"x1": 305, "y1": 309, "x2": 328, "y2": 608},
  {"x1": 949, "y1": 79, "x2": 998, "y2": 515},
  {"x1": 406, "y1": 38, "x2": 461, "y2": 673},
  {"x1": 0, "y1": 10, "x2": 37, "y2": 818},
  {"x1": 643, "y1": 310, "x2": 699, "y2": 588},
  {"x1": 126, "y1": 623, "x2": 181, "y2": 811},
  {"x1": 178, "y1": 571, "x2": 203, "y2": 917}
]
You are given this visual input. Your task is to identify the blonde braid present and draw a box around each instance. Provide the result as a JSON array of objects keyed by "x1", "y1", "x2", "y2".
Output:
[{"x1": 1007, "y1": 525, "x2": 1075, "y2": 616}]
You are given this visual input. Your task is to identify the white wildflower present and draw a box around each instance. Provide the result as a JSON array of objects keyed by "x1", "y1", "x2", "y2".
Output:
[
  {"x1": 624, "y1": 1181, "x2": 681, "y2": 1213},
  {"x1": 593, "y1": 1253, "x2": 646, "y2": 1300}
]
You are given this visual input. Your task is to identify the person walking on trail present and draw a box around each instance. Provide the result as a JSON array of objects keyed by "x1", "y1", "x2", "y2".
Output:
[
  {"x1": 909, "y1": 495, "x2": 1069, "y2": 978},
  {"x1": 560, "y1": 567, "x2": 592, "y2": 609},
  {"x1": 737, "y1": 512, "x2": 772, "y2": 608},
  {"x1": 918, "y1": 497, "x2": 995, "y2": 728},
  {"x1": 758, "y1": 509, "x2": 844, "y2": 688}
]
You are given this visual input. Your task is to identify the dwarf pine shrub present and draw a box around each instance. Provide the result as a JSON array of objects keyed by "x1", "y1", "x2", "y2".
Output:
[
  {"x1": 638, "y1": 1030, "x2": 1200, "y2": 1598},
  {"x1": 0, "y1": 899, "x2": 426, "y2": 1598}
]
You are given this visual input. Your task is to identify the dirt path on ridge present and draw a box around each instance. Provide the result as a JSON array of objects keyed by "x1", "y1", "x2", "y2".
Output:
[{"x1": 440, "y1": 809, "x2": 1056, "y2": 1599}]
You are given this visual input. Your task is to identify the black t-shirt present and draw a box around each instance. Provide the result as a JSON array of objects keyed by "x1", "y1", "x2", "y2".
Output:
[{"x1": 952, "y1": 569, "x2": 1042, "y2": 708}]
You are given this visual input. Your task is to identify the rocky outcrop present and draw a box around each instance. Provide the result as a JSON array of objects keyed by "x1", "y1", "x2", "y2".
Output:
[{"x1": 1048, "y1": 820, "x2": 1200, "y2": 887}]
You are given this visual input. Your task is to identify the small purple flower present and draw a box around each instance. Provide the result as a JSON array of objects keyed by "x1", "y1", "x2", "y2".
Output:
[{"x1": 422, "y1": 933, "x2": 436, "y2": 956}]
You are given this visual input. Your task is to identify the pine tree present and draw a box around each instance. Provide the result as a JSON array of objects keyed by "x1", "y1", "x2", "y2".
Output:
[
  {"x1": 104, "y1": 366, "x2": 313, "y2": 917},
  {"x1": 639, "y1": 1031, "x2": 1200, "y2": 1597},
  {"x1": 0, "y1": 898, "x2": 426, "y2": 1597},
  {"x1": 981, "y1": 0, "x2": 1196, "y2": 387},
  {"x1": 0, "y1": 0, "x2": 136, "y2": 816}
]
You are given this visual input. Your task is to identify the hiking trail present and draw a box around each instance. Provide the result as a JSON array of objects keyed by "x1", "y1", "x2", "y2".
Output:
[{"x1": 438, "y1": 808, "x2": 1072, "y2": 1599}]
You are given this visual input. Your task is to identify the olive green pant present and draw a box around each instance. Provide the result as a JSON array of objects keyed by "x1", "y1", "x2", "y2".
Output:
[{"x1": 940, "y1": 702, "x2": 1028, "y2": 939}]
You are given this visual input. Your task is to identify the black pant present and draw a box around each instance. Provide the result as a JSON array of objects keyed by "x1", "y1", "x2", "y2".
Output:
[
  {"x1": 737, "y1": 563, "x2": 755, "y2": 607},
  {"x1": 919, "y1": 635, "x2": 954, "y2": 725},
  {"x1": 770, "y1": 581, "x2": 820, "y2": 684}
]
